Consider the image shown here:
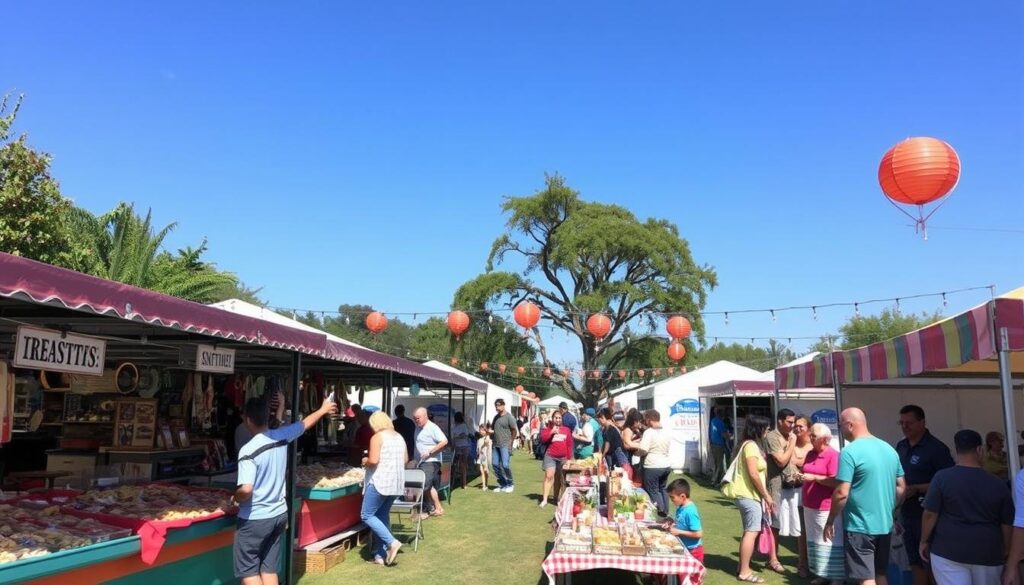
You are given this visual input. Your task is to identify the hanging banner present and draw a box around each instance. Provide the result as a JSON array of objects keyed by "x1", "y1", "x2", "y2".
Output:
[
  {"x1": 14, "y1": 325, "x2": 106, "y2": 375},
  {"x1": 195, "y1": 344, "x2": 236, "y2": 374}
]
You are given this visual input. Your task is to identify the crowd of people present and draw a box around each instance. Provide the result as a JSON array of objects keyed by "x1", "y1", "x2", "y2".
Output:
[{"x1": 714, "y1": 404, "x2": 1017, "y2": 585}]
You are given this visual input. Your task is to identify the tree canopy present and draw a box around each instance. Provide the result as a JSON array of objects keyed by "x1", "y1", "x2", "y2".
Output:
[
  {"x1": 455, "y1": 174, "x2": 717, "y2": 405},
  {"x1": 809, "y1": 308, "x2": 944, "y2": 352}
]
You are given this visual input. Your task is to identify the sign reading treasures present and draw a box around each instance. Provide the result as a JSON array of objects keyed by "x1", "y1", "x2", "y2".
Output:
[
  {"x1": 14, "y1": 325, "x2": 107, "y2": 375},
  {"x1": 195, "y1": 344, "x2": 235, "y2": 374}
]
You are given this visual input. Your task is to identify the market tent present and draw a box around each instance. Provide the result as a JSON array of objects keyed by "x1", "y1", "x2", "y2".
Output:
[
  {"x1": 600, "y1": 383, "x2": 641, "y2": 411},
  {"x1": 775, "y1": 287, "x2": 1024, "y2": 472},
  {"x1": 536, "y1": 394, "x2": 576, "y2": 411},
  {"x1": 419, "y1": 360, "x2": 523, "y2": 424}
]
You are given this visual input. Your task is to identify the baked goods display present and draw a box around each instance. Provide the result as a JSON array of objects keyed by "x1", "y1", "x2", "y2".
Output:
[
  {"x1": 296, "y1": 462, "x2": 365, "y2": 489},
  {"x1": 0, "y1": 503, "x2": 131, "y2": 566},
  {"x1": 592, "y1": 525, "x2": 622, "y2": 554},
  {"x1": 71, "y1": 484, "x2": 232, "y2": 521},
  {"x1": 640, "y1": 527, "x2": 687, "y2": 556},
  {"x1": 554, "y1": 526, "x2": 592, "y2": 554},
  {"x1": 562, "y1": 458, "x2": 598, "y2": 472},
  {"x1": 619, "y1": 524, "x2": 646, "y2": 556}
]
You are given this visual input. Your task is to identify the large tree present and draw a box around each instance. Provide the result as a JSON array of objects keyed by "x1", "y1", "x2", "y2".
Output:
[
  {"x1": 455, "y1": 174, "x2": 717, "y2": 405},
  {"x1": 695, "y1": 340, "x2": 796, "y2": 371}
]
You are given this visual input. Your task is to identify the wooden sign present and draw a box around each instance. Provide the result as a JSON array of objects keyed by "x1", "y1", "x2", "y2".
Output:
[
  {"x1": 195, "y1": 344, "x2": 235, "y2": 374},
  {"x1": 14, "y1": 325, "x2": 106, "y2": 376}
]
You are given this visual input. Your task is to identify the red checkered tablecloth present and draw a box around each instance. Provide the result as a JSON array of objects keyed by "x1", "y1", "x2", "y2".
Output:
[{"x1": 542, "y1": 549, "x2": 705, "y2": 585}]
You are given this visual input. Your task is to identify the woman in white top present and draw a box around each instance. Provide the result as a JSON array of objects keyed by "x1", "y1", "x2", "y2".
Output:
[
  {"x1": 451, "y1": 412, "x2": 471, "y2": 489},
  {"x1": 637, "y1": 409, "x2": 673, "y2": 517},
  {"x1": 361, "y1": 411, "x2": 408, "y2": 566}
]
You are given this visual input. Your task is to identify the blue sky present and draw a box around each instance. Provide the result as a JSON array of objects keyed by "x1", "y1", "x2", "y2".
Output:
[{"x1": 5, "y1": 2, "x2": 1022, "y2": 367}]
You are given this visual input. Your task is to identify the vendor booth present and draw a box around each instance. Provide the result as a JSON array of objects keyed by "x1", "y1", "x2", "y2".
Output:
[
  {"x1": 774, "y1": 287, "x2": 1024, "y2": 475},
  {"x1": 0, "y1": 253, "x2": 483, "y2": 584},
  {"x1": 635, "y1": 361, "x2": 769, "y2": 471}
]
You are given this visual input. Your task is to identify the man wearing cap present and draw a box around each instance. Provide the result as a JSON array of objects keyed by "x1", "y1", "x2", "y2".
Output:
[
  {"x1": 919, "y1": 429, "x2": 1013, "y2": 584},
  {"x1": 896, "y1": 405, "x2": 954, "y2": 585},
  {"x1": 560, "y1": 402, "x2": 578, "y2": 433},
  {"x1": 574, "y1": 409, "x2": 597, "y2": 458}
]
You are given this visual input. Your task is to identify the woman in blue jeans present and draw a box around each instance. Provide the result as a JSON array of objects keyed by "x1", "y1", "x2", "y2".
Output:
[{"x1": 361, "y1": 411, "x2": 408, "y2": 566}]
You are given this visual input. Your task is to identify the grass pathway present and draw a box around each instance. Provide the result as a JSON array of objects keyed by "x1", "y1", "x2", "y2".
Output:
[{"x1": 297, "y1": 454, "x2": 804, "y2": 585}]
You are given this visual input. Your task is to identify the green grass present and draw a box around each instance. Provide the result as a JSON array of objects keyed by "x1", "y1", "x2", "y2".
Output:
[{"x1": 297, "y1": 455, "x2": 804, "y2": 585}]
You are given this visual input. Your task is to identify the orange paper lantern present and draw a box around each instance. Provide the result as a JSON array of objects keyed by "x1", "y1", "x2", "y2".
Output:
[
  {"x1": 450, "y1": 357, "x2": 459, "y2": 366},
  {"x1": 587, "y1": 314, "x2": 612, "y2": 339},
  {"x1": 479, "y1": 362, "x2": 489, "y2": 371},
  {"x1": 667, "y1": 367, "x2": 675, "y2": 375},
  {"x1": 365, "y1": 311, "x2": 388, "y2": 334},
  {"x1": 516, "y1": 366, "x2": 526, "y2": 375},
  {"x1": 618, "y1": 369, "x2": 627, "y2": 379},
  {"x1": 515, "y1": 384, "x2": 525, "y2": 393},
  {"x1": 667, "y1": 341, "x2": 686, "y2": 362},
  {"x1": 879, "y1": 137, "x2": 960, "y2": 205},
  {"x1": 514, "y1": 301, "x2": 541, "y2": 330},
  {"x1": 654, "y1": 368, "x2": 661, "y2": 376},
  {"x1": 637, "y1": 369, "x2": 646, "y2": 378},
  {"x1": 666, "y1": 316, "x2": 692, "y2": 339},
  {"x1": 447, "y1": 310, "x2": 470, "y2": 339},
  {"x1": 498, "y1": 364, "x2": 507, "y2": 374}
]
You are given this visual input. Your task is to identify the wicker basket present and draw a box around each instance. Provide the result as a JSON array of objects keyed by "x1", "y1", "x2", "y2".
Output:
[{"x1": 295, "y1": 542, "x2": 346, "y2": 574}]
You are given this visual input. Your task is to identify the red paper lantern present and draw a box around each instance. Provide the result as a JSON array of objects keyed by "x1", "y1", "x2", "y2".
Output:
[
  {"x1": 543, "y1": 367, "x2": 552, "y2": 378},
  {"x1": 515, "y1": 384, "x2": 525, "y2": 393},
  {"x1": 516, "y1": 366, "x2": 526, "y2": 375},
  {"x1": 514, "y1": 301, "x2": 541, "y2": 330},
  {"x1": 878, "y1": 137, "x2": 960, "y2": 236},
  {"x1": 365, "y1": 311, "x2": 388, "y2": 334},
  {"x1": 450, "y1": 357, "x2": 459, "y2": 366},
  {"x1": 447, "y1": 310, "x2": 470, "y2": 339},
  {"x1": 667, "y1": 341, "x2": 687, "y2": 362},
  {"x1": 479, "y1": 362, "x2": 489, "y2": 371},
  {"x1": 498, "y1": 363, "x2": 507, "y2": 374},
  {"x1": 666, "y1": 316, "x2": 692, "y2": 339},
  {"x1": 637, "y1": 369, "x2": 646, "y2": 378},
  {"x1": 618, "y1": 369, "x2": 627, "y2": 379},
  {"x1": 587, "y1": 314, "x2": 612, "y2": 339},
  {"x1": 654, "y1": 368, "x2": 661, "y2": 376},
  {"x1": 667, "y1": 367, "x2": 675, "y2": 375}
]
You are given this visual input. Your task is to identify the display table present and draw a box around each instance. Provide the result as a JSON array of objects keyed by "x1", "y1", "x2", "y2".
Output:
[
  {"x1": 7, "y1": 470, "x2": 73, "y2": 489},
  {"x1": 13, "y1": 517, "x2": 237, "y2": 585},
  {"x1": 295, "y1": 483, "x2": 363, "y2": 548}
]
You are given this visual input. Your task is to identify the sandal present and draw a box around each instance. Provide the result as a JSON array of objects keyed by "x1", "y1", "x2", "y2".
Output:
[
  {"x1": 767, "y1": 562, "x2": 786, "y2": 574},
  {"x1": 737, "y1": 574, "x2": 765, "y2": 583}
]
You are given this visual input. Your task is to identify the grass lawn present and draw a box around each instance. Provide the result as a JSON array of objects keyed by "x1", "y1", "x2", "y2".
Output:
[{"x1": 297, "y1": 454, "x2": 804, "y2": 585}]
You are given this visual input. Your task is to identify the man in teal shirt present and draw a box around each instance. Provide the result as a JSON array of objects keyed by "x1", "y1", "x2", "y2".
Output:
[{"x1": 825, "y1": 407, "x2": 905, "y2": 585}]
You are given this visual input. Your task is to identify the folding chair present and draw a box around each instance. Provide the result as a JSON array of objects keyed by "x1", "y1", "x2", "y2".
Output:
[{"x1": 390, "y1": 468, "x2": 425, "y2": 551}]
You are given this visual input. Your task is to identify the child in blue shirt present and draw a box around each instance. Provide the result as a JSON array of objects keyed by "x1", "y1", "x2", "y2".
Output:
[{"x1": 664, "y1": 478, "x2": 704, "y2": 564}]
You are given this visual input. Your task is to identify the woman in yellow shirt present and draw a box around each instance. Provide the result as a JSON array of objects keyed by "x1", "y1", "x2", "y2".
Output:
[
  {"x1": 983, "y1": 431, "x2": 1009, "y2": 480},
  {"x1": 729, "y1": 415, "x2": 777, "y2": 583}
]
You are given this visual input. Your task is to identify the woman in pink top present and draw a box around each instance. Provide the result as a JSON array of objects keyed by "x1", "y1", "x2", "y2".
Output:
[{"x1": 798, "y1": 423, "x2": 843, "y2": 585}]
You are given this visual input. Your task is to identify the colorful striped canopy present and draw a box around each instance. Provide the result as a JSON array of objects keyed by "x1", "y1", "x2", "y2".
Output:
[{"x1": 776, "y1": 289, "x2": 1024, "y2": 390}]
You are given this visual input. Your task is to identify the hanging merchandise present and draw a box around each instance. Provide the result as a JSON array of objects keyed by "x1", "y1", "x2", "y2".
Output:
[{"x1": 115, "y1": 362, "x2": 140, "y2": 395}]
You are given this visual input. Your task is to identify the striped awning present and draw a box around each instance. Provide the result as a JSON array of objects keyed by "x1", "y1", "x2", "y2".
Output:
[{"x1": 776, "y1": 288, "x2": 1024, "y2": 390}]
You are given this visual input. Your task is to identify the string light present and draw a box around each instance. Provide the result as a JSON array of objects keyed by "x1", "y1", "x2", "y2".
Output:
[
  {"x1": 812, "y1": 306, "x2": 818, "y2": 321},
  {"x1": 770, "y1": 309, "x2": 776, "y2": 323}
]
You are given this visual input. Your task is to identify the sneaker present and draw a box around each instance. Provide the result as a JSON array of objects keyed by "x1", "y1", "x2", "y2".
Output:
[
  {"x1": 538, "y1": 501, "x2": 548, "y2": 508},
  {"x1": 505, "y1": 485, "x2": 515, "y2": 493}
]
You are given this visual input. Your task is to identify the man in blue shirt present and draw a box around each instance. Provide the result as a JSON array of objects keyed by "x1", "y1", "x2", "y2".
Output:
[
  {"x1": 707, "y1": 407, "x2": 732, "y2": 487},
  {"x1": 559, "y1": 402, "x2": 578, "y2": 433},
  {"x1": 895, "y1": 404, "x2": 954, "y2": 585},
  {"x1": 233, "y1": 394, "x2": 336, "y2": 585}
]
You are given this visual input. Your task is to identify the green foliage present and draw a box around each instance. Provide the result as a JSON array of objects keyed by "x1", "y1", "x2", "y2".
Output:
[
  {"x1": 694, "y1": 340, "x2": 796, "y2": 371},
  {"x1": 0, "y1": 94, "x2": 86, "y2": 267},
  {"x1": 837, "y1": 309, "x2": 942, "y2": 350},
  {"x1": 455, "y1": 174, "x2": 717, "y2": 404}
]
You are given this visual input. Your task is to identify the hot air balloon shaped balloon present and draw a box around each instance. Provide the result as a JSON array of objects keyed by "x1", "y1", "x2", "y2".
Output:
[
  {"x1": 447, "y1": 310, "x2": 470, "y2": 340},
  {"x1": 878, "y1": 137, "x2": 960, "y2": 239},
  {"x1": 514, "y1": 301, "x2": 541, "y2": 330}
]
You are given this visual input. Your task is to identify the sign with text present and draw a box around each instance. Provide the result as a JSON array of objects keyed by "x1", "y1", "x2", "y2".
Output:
[
  {"x1": 195, "y1": 344, "x2": 236, "y2": 374},
  {"x1": 14, "y1": 325, "x2": 106, "y2": 375}
]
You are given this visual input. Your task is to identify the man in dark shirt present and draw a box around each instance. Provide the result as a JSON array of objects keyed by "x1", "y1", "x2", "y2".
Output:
[
  {"x1": 393, "y1": 404, "x2": 416, "y2": 460},
  {"x1": 597, "y1": 408, "x2": 627, "y2": 470},
  {"x1": 895, "y1": 404, "x2": 955, "y2": 585},
  {"x1": 920, "y1": 429, "x2": 1013, "y2": 584},
  {"x1": 559, "y1": 402, "x2": 578, "y2": 433}
]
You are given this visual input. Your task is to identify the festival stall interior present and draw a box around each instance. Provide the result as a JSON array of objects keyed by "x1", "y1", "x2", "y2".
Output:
[{"x1": 0, "y1": 253, "x2": 484, "y2": 584}]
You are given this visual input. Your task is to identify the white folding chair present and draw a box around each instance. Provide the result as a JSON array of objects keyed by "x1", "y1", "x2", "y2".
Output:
[{"x1": 390, "y1": 468, "x2": 425, "y2": 551}]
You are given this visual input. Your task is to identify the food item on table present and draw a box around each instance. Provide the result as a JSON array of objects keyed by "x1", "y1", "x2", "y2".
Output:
[
  {"x1": 72, "y1": 484, "x2": 232, "y2": 521},
  {"x1": 555, "y1": 526, "x2": 592, "y2": 552},
  {"x1": 641, "y1": 527, "x2": 686, "y2": 555},
  {"x1": 592, "y1": 525, "x2": 622, "y2": 553},
  {"x1": 295, "y1": 462, "x2": 366, "y2": 489},
  {"x1": 0, "y1": 509, "x2": 127, "y2": 566},
  {"x1": 563, "y1": 458, "x2": 598, "y2": 472}
]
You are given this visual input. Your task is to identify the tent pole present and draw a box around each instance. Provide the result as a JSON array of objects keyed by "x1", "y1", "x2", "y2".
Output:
[
  {"x1": 732, "y1": 387, "x2": 738, "y2": 440},
  {"x1": 998, "y1": 327, "x2": 1020, "y2": 477},
  {"x1": 383, "y1": 371, "x2": 393, "y2": 416},
  {"x1": 448, "y1": 383, "x2": 454, "y2": 439},
  {"x1": 283, "y1": 351, "x2": 302, "y2": 585}
]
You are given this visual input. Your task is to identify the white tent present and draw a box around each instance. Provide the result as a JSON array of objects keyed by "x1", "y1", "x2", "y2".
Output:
[
  {"x1": 636, "y1": 361, "x2": 769, "y2": 471},
  {"x1": 536, "y1": 394, "x2": 576, "y2": 411},
  {"x1": 419, "y1": 360, "x2": 518, "y2": 425},
  {"x1": 599, "y1": 383, "x2": 641, "y2": 411}
]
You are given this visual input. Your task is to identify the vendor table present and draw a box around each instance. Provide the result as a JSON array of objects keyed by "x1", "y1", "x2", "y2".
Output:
[
  {"x1": 7, "y1": 470, "x2": 73, "y2": 489},
  {"x1": 295, "y1": 483, "x2": 363, "y2": 548}
]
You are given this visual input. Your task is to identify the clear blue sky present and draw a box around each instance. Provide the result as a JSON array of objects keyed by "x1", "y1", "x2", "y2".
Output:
[{"x1": 5, "y1": 2, "x2": 1022, "y2": 367}]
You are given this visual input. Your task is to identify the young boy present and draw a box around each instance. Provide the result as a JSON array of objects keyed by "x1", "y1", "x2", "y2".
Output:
[{"x1": 665, "y1": 478, "x2": 704, "y2": 563}]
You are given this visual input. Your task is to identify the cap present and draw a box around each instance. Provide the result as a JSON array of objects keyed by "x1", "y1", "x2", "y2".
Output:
[
  {"x1": 558, "y1": 402, "x2": 569, "y2": 409},
  {"x1": 612, "y1": 411, "x2": 626, "y2": 422},
  {"x1": 584, "y1": 407, "x2": 596, "y2": 417},
  {"x1": 953, "y1": 429, "x2": 982, "y2": 452}
]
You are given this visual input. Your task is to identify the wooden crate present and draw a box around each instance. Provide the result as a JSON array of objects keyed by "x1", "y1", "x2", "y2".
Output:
[{"x1": 295, "y1": 541, "x2": 347, "y2": 574}]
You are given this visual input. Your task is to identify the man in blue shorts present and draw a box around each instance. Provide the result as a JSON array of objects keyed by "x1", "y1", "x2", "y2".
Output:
[{"x1": 233, "y1": 394, "x2": 336, "y2": 585}]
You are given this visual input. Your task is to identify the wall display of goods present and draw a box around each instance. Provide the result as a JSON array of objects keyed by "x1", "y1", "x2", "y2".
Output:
[
  {"x1": 113, "y1": 398, "x2": 158, "y2": 449},
  {"x1": 0, "y1": 501, "x2": 130, "y2": 566},
  {"x1": 296, "y1": 462, "x2": 365, "y2": 489}
]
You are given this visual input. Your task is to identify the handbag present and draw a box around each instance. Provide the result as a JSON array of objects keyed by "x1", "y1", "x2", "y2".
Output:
[
  {"x1": 890, "y1": 521, "x2": 910, "y2": 571},
  {"x1": 719, "y1": 441, "x2": 748, "y2": 498},
  {"x1": 757, "y1": 511, "x2": 776, "y2": 556}
]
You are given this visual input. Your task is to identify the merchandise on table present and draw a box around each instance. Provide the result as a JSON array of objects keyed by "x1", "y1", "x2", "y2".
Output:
[
  {"x1": 554, "y1": 526, "x2": 592, "y2": 554},
  {"x1": 71, "y1": 483, "x2": 232, "y2": 521},
  {"x1": 0, "y1": 503, "x2": 131, "y2": 566},
  {"x1": 640, "y1": 527, "x2": 687, "y2": 556},
  {"x1": 592, "y1": 525, "x2": 623, "y2": 555},
  {"x1": 563, "y1": 458, "x2": 598, "y2": 472},
  {"x1": 619, "y1": 523, "x2": 646, "y2": 556},
  {"x1": 296, "y1": 462, "x2": 365, "y2": 489}
]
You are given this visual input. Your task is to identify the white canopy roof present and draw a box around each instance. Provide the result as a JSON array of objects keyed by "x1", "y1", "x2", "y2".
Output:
[
  {"x1": 536, "y1": 394, "x2": 576, "y2": 409},
  {"x1": 637, "y1": 361, "x2": 768, "y2": 400}
]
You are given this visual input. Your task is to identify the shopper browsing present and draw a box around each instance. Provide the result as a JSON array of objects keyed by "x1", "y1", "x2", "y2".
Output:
[
  {"x1": 539, "y1": 410, "x2": 573, "y2": 507},
  {"x1": 232, "y1": 394, "x2": 337, "y2": 585},
  {"x1": 490, "y1": 398, "x2": 519, "y2": 493},
  {"x1": 664, "y1": 478, "x2": 704, "y2": 563},
  {"x1": 360, "y1": 411, "x2": 408, "y2": 566},
  {"x1": 413, "y1": 407, "x2": 448, "y2": 518}
]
